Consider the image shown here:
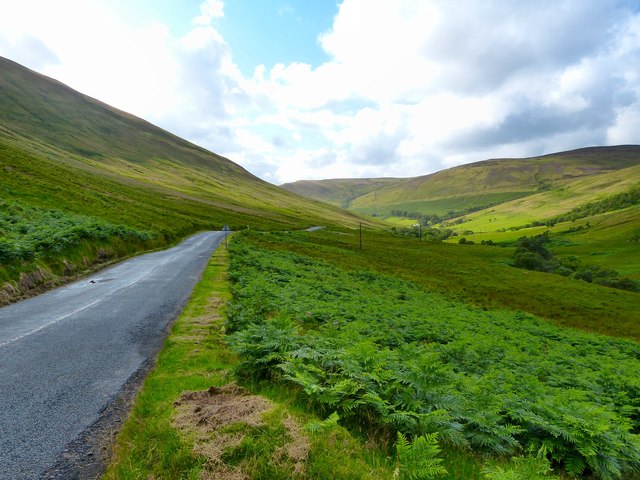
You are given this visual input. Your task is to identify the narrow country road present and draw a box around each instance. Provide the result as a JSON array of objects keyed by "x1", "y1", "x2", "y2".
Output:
[{"x1": 0, "y1": 231, "x2": 224, "y2": 479}]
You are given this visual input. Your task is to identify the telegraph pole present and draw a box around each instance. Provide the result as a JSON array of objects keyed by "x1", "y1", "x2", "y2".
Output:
[{"x1": 223, "y1": 225, "x2": 230, "y2": 249}]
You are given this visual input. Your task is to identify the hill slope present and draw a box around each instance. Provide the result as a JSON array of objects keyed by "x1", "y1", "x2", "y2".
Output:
[
  {"x1": 0, "y1": 56, "x2": 373, "y2": 229},
  {"x1": 0, "y1": 56, "x2": 376, "y2": 301},
  {"x1": 283, "y1": 146, "x2": 640, "y2": 218},
  {"x1": 280, "y1": 178, "x2": 400, "y2": 208}
]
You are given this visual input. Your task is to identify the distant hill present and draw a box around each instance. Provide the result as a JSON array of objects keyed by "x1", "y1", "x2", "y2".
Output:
[
  {"x1": 280, "y1": 178, "x2": 400, "y2": 208},
  {"x1": 282, "y1": 146, "x2": 640, "y2": 219},
  {"x1": 283, "y1": 148, "x2": 640, "y2": 282},
  {"x1": 0, "y1": 56, "x2": 376, "y2": 301}
]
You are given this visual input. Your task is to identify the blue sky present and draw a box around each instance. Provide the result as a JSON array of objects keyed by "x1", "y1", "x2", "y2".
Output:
[
  {"x1": 110, "y1": 0, "x2": 338, "y2": 75},
  {"x1": 0, "y1": 0, "x2": 639, "y2": 184},
  {"x1": 216, "y1": 1, "x2": 337, "y2": 75}
]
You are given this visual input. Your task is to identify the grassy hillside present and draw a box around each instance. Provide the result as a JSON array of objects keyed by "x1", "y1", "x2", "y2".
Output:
[
  {"x1": 439, "y1": 164, "x2": 640, "y2": 280},
  {"x1": 283, "y1": 146, "x2": 640, "y2": 219},
  {"x1": 447, "y1": 164, "x2": 640, "y2": 232},
  {"x1": 0, "y1": 56, "x2": 377, "y2": 302}
]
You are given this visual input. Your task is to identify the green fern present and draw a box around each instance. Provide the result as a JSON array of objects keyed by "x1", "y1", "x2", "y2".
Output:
[
  {"x1": 395, "y1": 432, "x2": 447, "y2": 480},
  {"x1": 482, "y1": 454, "x2": 559, "y2": 480},
  {"x1": 228, "y1": 234, "x2": 640, "y2": 479},
  {"x1": 305, "y1": 411, "x2": 340, "y2": 434}
]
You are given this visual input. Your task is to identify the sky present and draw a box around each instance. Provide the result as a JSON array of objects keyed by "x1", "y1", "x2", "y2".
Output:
[{"x1": 0, "y1": 0, "x2": 639, "y2": 185}]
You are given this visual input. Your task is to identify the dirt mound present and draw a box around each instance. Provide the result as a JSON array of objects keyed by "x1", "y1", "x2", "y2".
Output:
[
  {"x1": 173, "y1": 382, "x2": 309, "y2": 479},
  {"x1": 174, "y1": 383, "x2": 272, "y2": 432}
]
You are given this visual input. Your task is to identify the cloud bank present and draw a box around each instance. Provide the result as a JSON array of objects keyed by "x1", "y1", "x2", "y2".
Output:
[{"x1": 1, "y1": 0, "x2": 639, "y2": 183}]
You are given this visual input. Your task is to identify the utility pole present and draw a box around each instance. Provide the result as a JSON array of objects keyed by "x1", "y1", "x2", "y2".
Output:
[
  {"x1": 223, "y1": 225, "x2": 230, "y2": 249},
  {"x1": 359, "y1": 223, "x2": 362, "y2": 249}
]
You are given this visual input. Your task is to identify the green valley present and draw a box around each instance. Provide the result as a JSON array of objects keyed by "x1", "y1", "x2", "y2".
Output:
[
  {"x1": 282, "y1": 146, "x2": 640, "y2": 218},
  {"x1": 2, "y1": 54, "x2": 640, "y2": 480},
  {"x1": 283, "y1": 145, "x2": 640, "y2": 288}
]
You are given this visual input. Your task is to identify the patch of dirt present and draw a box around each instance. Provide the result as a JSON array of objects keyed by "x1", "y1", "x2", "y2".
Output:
[
  {"x1": 174, "y1": 383, "x2": 272, "y2": 430},
  {"x1": 0, "y1": 283, "x2": 17, "y2": 305},
  {"x1": 63, "y1": 259, "x2": 77, "y2": 276},
  {"x1": 173, "y1": 383, "x2": 272, "y2": 480},
  {"x1": 274, "y1": 414, "x2": 310, "y2": 476},
  {"x1": 17, "y1": 267, "x2": 48, "y2": 291},
  {"x1": 173, "y1": 383, "x2": 309, "y2": 479}
]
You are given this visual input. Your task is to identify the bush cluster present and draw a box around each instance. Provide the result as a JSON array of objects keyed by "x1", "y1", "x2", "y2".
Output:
[
  {"x1": 391, "y1": 226, "x2": 456, "y2": 241},
  {"x1": 512, "y1": 233, "x2": 639, "y2": 292},
  {"x1": 0, "y1": 199, "x2": 154, "y2": 263}
]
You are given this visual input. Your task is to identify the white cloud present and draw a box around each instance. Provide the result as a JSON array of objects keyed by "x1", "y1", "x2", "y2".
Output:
[
  {"x1": 238, "y1": 0, "x2": 640, "y2": 181},
  {"x1": 0, "y1": 0, "x2": 638, "y2": 184},
  {"x1": 194, "y1": 0, "x2": 225, "y2": 26},
  {"x1": 608, "y1": 104, "x2": 640, "y2": 144}
]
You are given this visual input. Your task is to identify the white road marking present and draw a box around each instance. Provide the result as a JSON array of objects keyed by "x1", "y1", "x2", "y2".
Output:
[
  {"x1": 0, "y1": 232, "x2": 215, "y2": 349},
  {"x1": 0, "y1": 298, "x2": 103, "y2": 348}
]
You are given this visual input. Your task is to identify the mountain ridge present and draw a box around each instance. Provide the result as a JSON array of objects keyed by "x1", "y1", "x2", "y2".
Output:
[
  {"x1": 281, "y1": 145, "x2": 640, "y2": 217},
  {"x1": 0, "y1": 55, "x2": 375, "y2": 230}
]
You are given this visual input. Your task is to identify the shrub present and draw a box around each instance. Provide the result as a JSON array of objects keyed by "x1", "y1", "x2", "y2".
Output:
[
  {"x1": 0, "y1": 199, "x2": 154, "y2": 262},
  {"x1": 395, "y1": 432, "x2": 447, "y2": 480}
]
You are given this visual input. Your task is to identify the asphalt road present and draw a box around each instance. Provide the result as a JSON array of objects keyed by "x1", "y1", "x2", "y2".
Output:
[{"x1": 0, "y1": 231, "x2": 224, "y2": 479}]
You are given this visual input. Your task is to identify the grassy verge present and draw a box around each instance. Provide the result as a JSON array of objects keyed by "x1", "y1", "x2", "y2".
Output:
[{"x1": 104, "y1": 242, "x2": 395, "y2": 479}]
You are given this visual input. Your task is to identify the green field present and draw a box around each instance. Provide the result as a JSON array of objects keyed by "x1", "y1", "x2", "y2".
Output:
[
  {"x1": 104, "y1": 228, "x2": 640, "y2": 479},
  {"x1": 446, "y1": 165, "x2": 640, "y2": 232}
]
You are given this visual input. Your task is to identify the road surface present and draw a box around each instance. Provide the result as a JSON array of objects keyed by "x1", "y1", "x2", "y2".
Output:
[{"x1": 0, "y1": 231, "x2": 224, "y2": 479}]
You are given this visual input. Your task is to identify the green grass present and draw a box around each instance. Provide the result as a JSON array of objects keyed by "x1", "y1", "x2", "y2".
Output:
[
  {"x1": 0, "y1": 198, "x2": 164, "y2": 299},
  {"x1": 448, "y1": 164, "x2": 640, "y2": 233},
  {"x1": 443, "y1": 206, "x2": 640, "y2": 281},
  {"x1": 104, "y1": 244, "x2": 396, "y2": 480},
  {"x1": 103, "y1": 247, "x2": 235, "y2": 479},
  {"x1": 226, "y1": 231, "x2": 640, "y2": 479},
  {"x1": 352, "y1": 192, "x2": 531, "y2": 218},
  {"x1": 0, "y1": 198, "x2": 154, "y2": 262}
]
